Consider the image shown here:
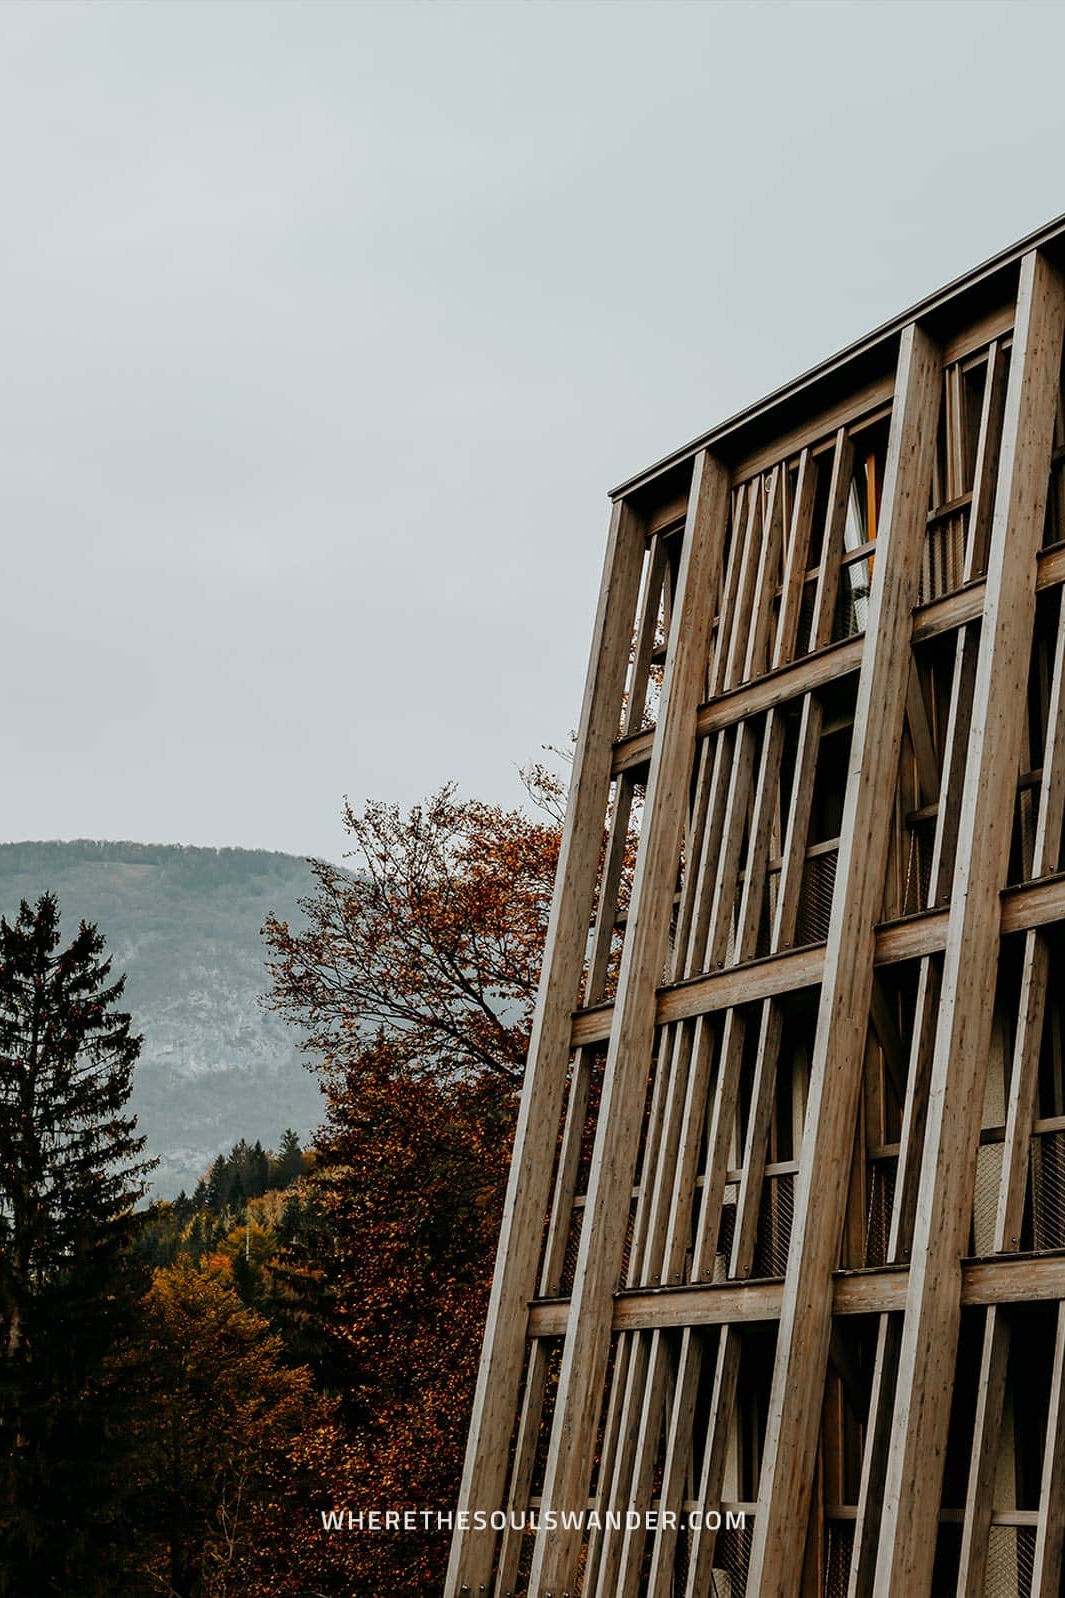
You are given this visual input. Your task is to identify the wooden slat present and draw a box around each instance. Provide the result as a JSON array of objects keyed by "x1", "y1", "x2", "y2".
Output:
[
  {"x1": 708, "y1": 484, "x2": 749, "y2": 697},
  {"x1": 585, "y1": 771, "x2": 636, "y2": 1004},
  {"x1": 538, "y1": 1047, "x2": 593, "y2": 1295},
  {"x1": 809, "y1": 429, "x2": 855, "y2": 652},
  {"x1": 723, "y1": 479, "x2": 764, "y2": 690},
  {"x1": 747, "y1": 321, "x2": 943, "y2": 1598},
  {"x1": 874, "y1": 248, "x2": 1065, "y2": 1595},
  {"x1": 1032, "y1": 1302, "x2": 1065, "y2": 1596},
  {"x1": 492, "y1": 1336, "x2": 549, "y2": 1594},
  {"x1": 886, "y1": 958, "x2": 942, "y2": 1262},
  {"x1": 744, "y1": 467, "x2": 785, "y2": 682},
  {"x1": 580, "y1": 1331, "x2": 634, "y2": 1594},
  {"x1": 956, "y1": 1307, "x2": 1011, "y2": 1597},
  {"x1": 588, "y1": 1328, "x2": 655, "y2": 1596},
  {"x1": 646, "y1": 1326, "x2": 704, "y2": 1594},
  {"x1": 683, "y1": 1325, "x2": 742, "y2": 1591},
  {"x1": 963, "y1": 337, "x2": 1009, "y2": 580},
  {"x1": 773, "y1": 448, "x2": 819, "y2": 671},
  {"x1": 995, "y1": 588, "x2": 1065, "y2": 1251},
  {"x1": 622, "y1": 531, "x2": 668, "y2": 736},
  {"x1": 614, "y1": 1330, "x2": 671, "y2": 1596},
  {"x1": 847, "y1": 1314, "x2": 901, "y2": 1598}
]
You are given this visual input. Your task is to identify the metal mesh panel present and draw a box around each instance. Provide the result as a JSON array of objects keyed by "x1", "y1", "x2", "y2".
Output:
[
  {"x1": 711, "y1": 1519, "x2": 753, "y2": 1597},
  {"x1": 753, "y1": 1171, "x2": 795, "y2": 1279},
  {"x1": 796, "y1": 848, "x2": 838, "y2": 945},
  {"x1": 919, "y1": 513, "x2": 967, "y2": 604},
  {"x1": 713, "y1": 1183, "x2": 739, "y2": 1283},
  {"x1": 1030, "y1": 1129, "x2": 1065, "y2": 1250},
  {"x1": 619, "y1": 1193, "x2": 638, "y2": 1282},
  {"x1": 559, "y1": 1200, "x2": 584, "y2": 1296},
  {"x1": 864, "y1": 1156, "x2": 897, "y2": 1267},
  {"x1": 724, "y1": 906, "x2": 738, "y2": 968},
  {"x1": 972, "y1": 1141, "x2": 1004, "y2": 1256},
  {"x1": 902, "y1": 814, "x2": 937, "y2": 915},
  {"x1": 823, "y1": 1520, "x2": 855, "y2": 1597},
  {"x1": 1011, "y1": 783, "x2": 1039, "y2": 884},
  {"x1": 833, "y1": 553, "x2": 874, "y2": 640},
  {"x1": 984, "y1": 1523, "x2": 1036, "y2": 1598},
  {"x1": 754, "y1": 867, "x2": 779, "y2": 961}
]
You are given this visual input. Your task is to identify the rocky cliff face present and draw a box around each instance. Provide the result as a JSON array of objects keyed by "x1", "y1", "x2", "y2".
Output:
[{"x1": 0, "y1": 840, "x2": 325, "y2": 1196}]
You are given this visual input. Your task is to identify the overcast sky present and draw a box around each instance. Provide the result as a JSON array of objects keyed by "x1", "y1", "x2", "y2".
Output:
[{"x1": 3, "y1": 0, "x2": 1065, "y2": 864}]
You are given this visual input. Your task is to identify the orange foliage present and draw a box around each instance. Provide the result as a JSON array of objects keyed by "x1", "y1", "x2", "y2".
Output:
[{"x1": 263, "y1": 783, "x2": 562, "y2": 1592}]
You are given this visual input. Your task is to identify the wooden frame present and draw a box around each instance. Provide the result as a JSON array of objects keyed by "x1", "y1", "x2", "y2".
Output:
[{"x1": 446, "y1": 229, "x2": 1065, "y2": 1598}]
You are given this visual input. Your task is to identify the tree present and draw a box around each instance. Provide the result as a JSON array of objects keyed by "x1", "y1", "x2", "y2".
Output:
[
  {"x1": 0, "y1": 892, "x2": 155, "y2": 1595},
  {"x1": 130, "y1": 1262, "x2": 334, "y2": 1598},
  {"x1": 263, "y1": 782, "x2": 562, "y2": 1592},
  {"x1": 272, "y1": 1127, "x2": 307, "y2": 1188},
  {"x1": 263, "y1": 780, "x2": 561, "y2": 1092}
]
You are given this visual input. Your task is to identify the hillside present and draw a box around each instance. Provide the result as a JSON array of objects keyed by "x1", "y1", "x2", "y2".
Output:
[{"x1": 0, "y1": 840, "x2": 324, "y2": 1196}]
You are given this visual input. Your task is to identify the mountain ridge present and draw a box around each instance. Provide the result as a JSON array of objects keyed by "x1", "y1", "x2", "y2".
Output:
[{"x1": 0, "y1": 839, "x2": 326, "y2": 1196}]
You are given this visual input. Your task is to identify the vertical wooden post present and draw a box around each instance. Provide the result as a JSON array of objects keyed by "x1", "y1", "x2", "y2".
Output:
[
  {"x1": 444, "y1": 496, "x2": 646, "y2": 1597},
  {"x1": 745, "y1": 322, "x2": 942, "y2": 1598},
  {"x1": 873, "y1": 248, "x2": 1065, "y2": 1595},
  {"x1": 527, "y1": 449, "x2": 731, "y2": 1596}
]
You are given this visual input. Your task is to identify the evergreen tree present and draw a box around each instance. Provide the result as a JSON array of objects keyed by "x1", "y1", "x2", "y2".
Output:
[
  {"x1": 0, "y1": 893, "x2": 155, "y2": 1595},
  {"x1": 274, "y1": 1127, "x2": 305, "y2": 1187}
]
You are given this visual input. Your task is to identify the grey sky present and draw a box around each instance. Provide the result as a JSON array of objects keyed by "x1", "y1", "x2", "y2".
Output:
[{"x1": 3, "y1": 0, "x2": 1064, "y2": 863}]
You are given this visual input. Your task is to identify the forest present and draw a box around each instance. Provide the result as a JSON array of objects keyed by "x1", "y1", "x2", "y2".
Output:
[{"x1": 0, "y1": 778, "x2": 563, "y2": 1597}]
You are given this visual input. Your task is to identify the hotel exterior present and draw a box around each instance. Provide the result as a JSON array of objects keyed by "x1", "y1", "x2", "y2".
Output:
[{"x1": 447, "y1": 218, "x2": 1065, "y2": 1597}]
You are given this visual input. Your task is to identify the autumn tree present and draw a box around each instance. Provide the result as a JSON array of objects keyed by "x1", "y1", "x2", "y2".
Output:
[
  {"x1": 130, "y1": 1262, "x2": 335, "y2": 1598},
  {"x1": 263, "y1": 781, "x2": 562, "y2": 1592},
  {"x1": 0, "y1": 893, "x2": 154, "y2": 1595},
  {"x1": 264, "y1": 781, "x2": 561, "y2": 1091}
]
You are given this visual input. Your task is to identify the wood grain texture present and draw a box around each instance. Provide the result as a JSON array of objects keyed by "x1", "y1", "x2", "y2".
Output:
[
  {"x1": 747, "y1": 322, "x2": 943, "y2": 1598},
  {"x1": 529, "y1": 450, "x2": 731, "y2": 1595},
  {"x1": 874, "y1": 248, "x2": 1065, "y2": 1596},
  {"x1": 444, "y1": 495, "x2": 647, "y2": 1596}
]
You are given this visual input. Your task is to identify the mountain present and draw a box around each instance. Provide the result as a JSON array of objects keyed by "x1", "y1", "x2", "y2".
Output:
[{"x1": 0, "y1": 840, "x2": 325, "y2": 1197}]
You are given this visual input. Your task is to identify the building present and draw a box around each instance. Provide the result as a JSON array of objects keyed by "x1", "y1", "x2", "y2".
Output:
[{"x1": 446, "y1": 218, "x2": 1065, "y2": 1597}]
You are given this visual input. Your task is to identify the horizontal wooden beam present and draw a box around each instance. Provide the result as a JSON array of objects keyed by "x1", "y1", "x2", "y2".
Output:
[
  {"x1": 611, "y1": 543, "x2": 1065, "y2": 778},
  {"x1": 569, "y1": 872, "x2": 1065, "y2": 1049},
  {"x1": 527, "y1": 1254, "x2": 1065, "y2": 1338}
]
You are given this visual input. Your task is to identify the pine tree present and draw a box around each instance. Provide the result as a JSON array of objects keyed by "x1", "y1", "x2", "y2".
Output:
[
  {"x1": 274, "y1": 1127, "x2": 305, "y2": 1187},
  {"x1": 0, "y1": 892, "x2": 155, "y2": 1595}
]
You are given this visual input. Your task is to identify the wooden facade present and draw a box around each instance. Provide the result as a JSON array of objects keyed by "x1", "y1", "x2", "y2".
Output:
[{"x1": 446, "y1": 218, "x2": 1065, "y2": 1597}]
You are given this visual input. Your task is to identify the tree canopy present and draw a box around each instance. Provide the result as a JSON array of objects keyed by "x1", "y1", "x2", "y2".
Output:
[
  {"x1": 264, "y1": 780, "x2": 561, "y2": 1087},
  {"x1": 263, "y1": 781, "x2": 563, "y2": 1592},
  {"x1": 0, "y1": 892, "x2": 155, "y2": 1595}
]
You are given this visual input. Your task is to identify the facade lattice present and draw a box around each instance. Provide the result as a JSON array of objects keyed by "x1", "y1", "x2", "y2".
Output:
[{"x1": 446, "y1": 219, "x2": 1065, "y2": 1598}]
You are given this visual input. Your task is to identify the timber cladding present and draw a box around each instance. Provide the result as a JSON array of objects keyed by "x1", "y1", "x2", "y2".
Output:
[{"x1": 446, "y1": 217, "x2": 1065, "y2": 1597}]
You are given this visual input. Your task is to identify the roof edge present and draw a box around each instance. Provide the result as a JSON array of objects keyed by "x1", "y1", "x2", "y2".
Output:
[{"x1": 610, "y1": 208, "x2": 1065, "y2": 501}]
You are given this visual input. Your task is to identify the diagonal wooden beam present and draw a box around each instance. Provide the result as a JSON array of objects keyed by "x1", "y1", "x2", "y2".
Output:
[
  {"x1": 874, "y1": 247, "x2": 1065, "y2": 1595},
  {"x1": 444, "y1": 494, "x2": 647, "y2": 1596},
  {"x1": 745, "y1": 320, "x2": 943, "y2": 1598},
  {"x1": 527, "y1": 449, "x2": 731, "y2": 1595}
]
